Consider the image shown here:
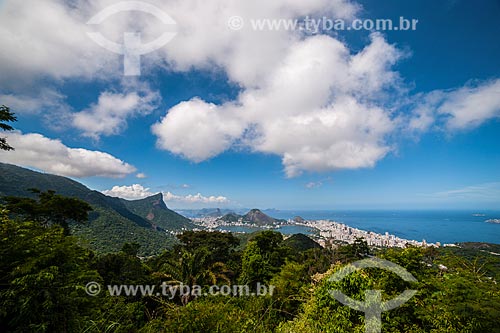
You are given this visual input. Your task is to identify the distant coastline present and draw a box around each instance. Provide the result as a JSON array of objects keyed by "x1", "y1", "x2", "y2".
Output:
[
  {"x1": 193, "y1": 214, "x2": 440, "y2": 248},
  {"x1": 186, "y1": 209, "x2": 500, "y2": 245}
]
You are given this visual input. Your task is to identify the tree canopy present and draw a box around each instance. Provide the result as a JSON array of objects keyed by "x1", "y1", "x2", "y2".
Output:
[
  {"x1": 1, "y1": 197, "x2": 499, "y2": 332},
  {"x1": 0, "y1": 105, "x2": 16, "y2": 151},
  {"x1": 2, "y1": 189, "x2": 92, "y2": 235}
]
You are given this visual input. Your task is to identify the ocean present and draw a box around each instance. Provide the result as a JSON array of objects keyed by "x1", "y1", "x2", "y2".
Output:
[{"x1": 265, "y1": 210, "x2": 500, "y2": 245}]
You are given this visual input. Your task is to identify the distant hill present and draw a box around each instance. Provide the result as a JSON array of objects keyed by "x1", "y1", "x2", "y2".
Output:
[
  {"x1": 218, "y1": 209, "x2": 285, "y2": 226},
  {"x1": 455, "y1": 242, "x2": 500, "y2": 255},
  {"x1": 218, "y1": 212, "x2": 242, "y2": 223},
  {"x1": 293, "y1": 216, "x2": 305, "y2": 223},
  {"x1": 244, "y1": 209, "x2": 278, "y2": 225},
  {"x1": 0, "y1": 163, "x2": 195, "y2": 255},
  {"x1": 283, "y1": 233, "x2": 322, "y2": 252},
  {"x1": 442, "y1": 242, "x2": 500, "y2": 281}
]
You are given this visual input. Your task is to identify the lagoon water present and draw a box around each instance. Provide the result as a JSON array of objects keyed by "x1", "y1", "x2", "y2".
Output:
[{"x1": 265, "y1": 210, "x2": 500, "y2": 244}]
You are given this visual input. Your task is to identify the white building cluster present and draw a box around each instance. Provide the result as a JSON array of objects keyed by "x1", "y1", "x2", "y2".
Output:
[
  {"x1": 192, "y1": 216, "x2": 281, "y2": 231},
  {"x1": 295, "y1": 219, "x2": 438, "y2": 248},
  {"x1": 192, "y1": 216, "x2": 440, "y2": 248}
]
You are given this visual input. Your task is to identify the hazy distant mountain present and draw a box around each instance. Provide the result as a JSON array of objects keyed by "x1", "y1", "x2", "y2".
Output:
[
  {"x1": 218, "y1": 212, "x2": 242, "y2": 223},
  {"x1": 0, "y1": 163, "x2": 195, "y2": 255},
  {"x1": 293, "y1": 216, "x2": 305, "y2": 223},
  {"x1": 199, "y1": 208, "x2": 224, "y2": 218},
  {"x1": 176, "y1": 208, "x2": 236, "y2": 218}
]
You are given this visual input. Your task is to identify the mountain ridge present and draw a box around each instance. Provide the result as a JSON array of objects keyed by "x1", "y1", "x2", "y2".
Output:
[
  {"x1": 120, "y1": 193, "x2": 195, "y2": 231},
  {"x1": 217, "y1": 208, "x2": 285, "y2": 226},
  {"x1": 0, "y1": 162, "x2": 195, "y2": 255}
]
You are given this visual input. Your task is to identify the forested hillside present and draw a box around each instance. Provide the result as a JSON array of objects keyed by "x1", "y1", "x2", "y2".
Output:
[
  {"x1": 0, "y1": 163, "x2": 195, "y2": 255},
  {"x1": 1, "y1": 203, "x2": 499, "y2": 332}
]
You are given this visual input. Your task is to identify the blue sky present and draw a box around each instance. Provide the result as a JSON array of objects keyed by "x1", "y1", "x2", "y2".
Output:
[{"x1": 0, "y1": 0, "x2": 499, "y2": 209}]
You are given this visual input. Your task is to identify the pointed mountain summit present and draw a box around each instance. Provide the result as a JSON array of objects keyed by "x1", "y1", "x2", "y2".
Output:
[
  {"x1": 0, "y1": 162, "x2": 195, "y2": 254},
  {"x1": 243, "y1": 209, "x2": 278, "y2": 225}
]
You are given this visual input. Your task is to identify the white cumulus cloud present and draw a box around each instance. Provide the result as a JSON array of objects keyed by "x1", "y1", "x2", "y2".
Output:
[
  {"x1": 0, "y1": 0, "x2": 358, "y2": 87},
  {"x1": 0, "y1": 89, "x2": 69, "y2": 115},
  {"x1": 73, "y1": 83, "x2": 161, "y2": 139},
  {"x1": 151, "y1": 98, "x2": 245, "y2": 162},
  {"x1": 0, "y1": 132, "x2": 136, "y2": 178},
  {"x1": 153, "y1": 34, "x2": 400, "y2": 177},
  {"x1": 159, "y1": 0, "x2": 359, "y2": 87},
  {"x1": 438, "y1": 79, "x2": 500, "y2": 130},
  {"x1": 102, "y1": 184, "x2": 154, "y2": 199},
  {"x1": 0, "y1": 0, "x2": 117, "y2": 86},
  {"x1": 101, "y1": 184, "x2": 230, "y2": 205},
  {"x1": 407, "y1": 79, "x2": 500, "y2": 133},
  {"x1": 163, "y1": 191, "x2": 230, "y2": 204},
  {"x1": 0, "y1": 89, "x2": 73, "y2": 130},
  {"x1": 3, "y1": 0, "x2": 499, "y2": 179}
]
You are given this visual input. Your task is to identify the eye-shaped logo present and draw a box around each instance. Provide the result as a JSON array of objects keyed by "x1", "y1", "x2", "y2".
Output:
[
  {"x1": 328, "y1": 258, "x2": 418, "y2": 333},
  {"x1": 87, "y1": 1, "x2": 177, "y2": 76}
]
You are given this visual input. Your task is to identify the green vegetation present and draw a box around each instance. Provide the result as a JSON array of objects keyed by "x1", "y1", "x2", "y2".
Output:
[
  {"x1": 0, "y1": 105, "x2": 16, "y2": 151},
  {"x1": 0, "y1": 163, "x2": 187, "y2": 255},
  {"x1": 1, "y1": 188, "x2": 499, "y2": 332},
  {"x1": 282, "y1": 233, "x2": 321, "y2": 252},
  {"x1": 3, "y1": 189, "x2": 92, "y2": 235},
  {"x1": 71, "y1": 206, "x2": 177, "y2": 256},
  {"x1": 0, "y1": 211, "x2": 101, "y2": 332}
]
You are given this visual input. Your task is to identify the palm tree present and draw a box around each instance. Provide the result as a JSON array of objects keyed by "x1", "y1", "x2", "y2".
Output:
[{"x1": 154, "y1": 247, "x2": 231, "y2": 305}]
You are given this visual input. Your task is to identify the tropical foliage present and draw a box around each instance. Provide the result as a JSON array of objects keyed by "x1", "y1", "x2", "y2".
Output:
[
  {"x1": 0, "y1": 163, "x2": 181, "y2": 255},
  {"x1": 0, "y1": 105, "x2": 16, "y2": 151},
  {"x1": 1, "y1": 194, "x2": 499, "y2": 332}
]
